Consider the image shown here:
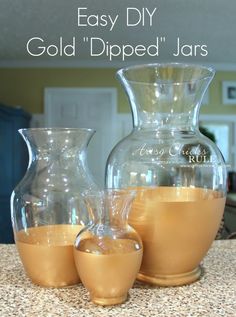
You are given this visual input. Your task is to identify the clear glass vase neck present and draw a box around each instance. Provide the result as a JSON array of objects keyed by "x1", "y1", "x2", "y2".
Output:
[
  {"x1": 117, "y1": 63, "x2": 215, "y2": 131},
  {"x1": 85, "y1": 190, "x2": 136, "y2": 229},
  {"x1": 19, "y1": 128, "x2": 95, "y2": 168}
]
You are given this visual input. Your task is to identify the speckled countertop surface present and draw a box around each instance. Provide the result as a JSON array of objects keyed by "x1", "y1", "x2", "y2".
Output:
[{"x1": 0, "y1": 241, "x2": 235, "y2": 317}]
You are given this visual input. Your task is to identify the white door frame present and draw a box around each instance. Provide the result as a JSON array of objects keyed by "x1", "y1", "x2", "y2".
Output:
[
  {"x1": 43, "y1": 87, "x2": 117, "y2": 186},
  {"x1": 44, "y1": 87, "x2": 117, "y2": 126},
  {"x1": 200, "y1": 114, "x2": 236, "y2": 170}
]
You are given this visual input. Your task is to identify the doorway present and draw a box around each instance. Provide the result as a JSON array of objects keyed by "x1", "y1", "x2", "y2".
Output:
[{"x1": 44, "y1": 87, "x2": 117, "y2": 186}]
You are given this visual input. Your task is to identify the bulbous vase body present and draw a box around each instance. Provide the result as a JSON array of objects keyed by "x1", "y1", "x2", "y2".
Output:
[
  {"x1": 11, "y1": 128, "x2": 98, "y2": 287},
  {"x1": 74, "y1": 190, "x2": 143, "y2": 305},
  {"x1": 106, "y1": 63, "x2": 227, "y2": 286}
]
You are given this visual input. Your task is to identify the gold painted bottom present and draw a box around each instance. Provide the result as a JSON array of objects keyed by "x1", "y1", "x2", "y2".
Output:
[
  {"x1": 74, "y1": 238, "x2": 143, "y2": 305},
  {"x1": 129, "y1": 187, "x2": 226, "y2": 286},
  {"x1": 137, "y1": 266, "x2": 202, "y2": 287},
  {"x1": 16, "y1": 224, "x2": 83, "y2": 287}
]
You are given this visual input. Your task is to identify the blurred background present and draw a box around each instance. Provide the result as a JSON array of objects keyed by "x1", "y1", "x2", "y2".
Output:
[{"x1": 1, "y1": 0, "x2": 236, "y2": 242}]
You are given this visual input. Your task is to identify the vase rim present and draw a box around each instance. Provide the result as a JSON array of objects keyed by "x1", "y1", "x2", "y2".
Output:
[
  {"x1": 117, "y1": 62, "x2": 215, "y2": 85},
  {"x1": 18, "y1": 127, "x2": 95, "y2": 134}
]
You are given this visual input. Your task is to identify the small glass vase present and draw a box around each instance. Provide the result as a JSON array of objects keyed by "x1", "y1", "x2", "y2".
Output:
[
  {"x1": 74, "y1": 190, "x2": 143, "y2": 306},
  {"x1": 106, "y1": 63, "x2": 227, "y2": 286},
  {"x1": 11, "y1": 128, "x2": 98, "y2": 287}
]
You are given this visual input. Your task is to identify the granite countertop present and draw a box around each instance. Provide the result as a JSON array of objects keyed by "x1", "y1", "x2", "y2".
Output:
[{"x1": 0, "y1": 241, "x2": 235, "y2": 317}]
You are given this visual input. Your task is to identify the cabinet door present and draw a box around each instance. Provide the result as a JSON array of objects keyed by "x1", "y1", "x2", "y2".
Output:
[
  {"x1": 0, "y1": 106, "x2": 30, "y2": 243},
  {"x1": 0, "y1": 118, "x2": 14, "y2": 196},
  {"x1": 0, "y1": 118, "x2": 14, "y2": 243}
]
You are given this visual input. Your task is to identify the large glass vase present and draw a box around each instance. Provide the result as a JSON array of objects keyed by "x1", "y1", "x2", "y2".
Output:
[{"x1": 106, "y1": 63, "x2": 227, "y2": 286}]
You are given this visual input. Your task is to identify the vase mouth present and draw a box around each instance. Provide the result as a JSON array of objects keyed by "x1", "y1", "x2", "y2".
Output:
[
  {"x1": 117, "y1": 62, "x2": 215, "y2": 86},
  {"x1": 19, "y1": 127, "x2": 95, "y2": 134},
  {"x1": 18, "y1": 127, "x2": 96, "y2": 152}
]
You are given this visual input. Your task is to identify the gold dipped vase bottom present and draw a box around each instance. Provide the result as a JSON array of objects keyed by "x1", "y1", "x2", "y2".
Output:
[
  {"x1": 129, "y1": 187, "x2": 226, "y2": 286},
  {"x1": 16, "y1": 224, "x2": 83, "y2": 287},
  {"x1": 74, "y1": 238, "x2": 143, "y2": 306}
]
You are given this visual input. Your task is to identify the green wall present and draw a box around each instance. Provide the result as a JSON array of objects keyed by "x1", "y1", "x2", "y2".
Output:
[
  {"x1": 0, "y1": 68, "x2": 235, "y2": 114},
  {"x1": 203, "y1": 71, "x2": 236, "y2": 115}
]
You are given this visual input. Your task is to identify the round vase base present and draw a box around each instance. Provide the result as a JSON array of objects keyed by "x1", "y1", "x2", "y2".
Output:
[
  {"x1": 91, "y1": 294, "x2": 128, "y2": 306},
  {"x1": 30, "y1": 279, "x2": 81, "y2": 288},
  {"x1": 137, "y1": 266, "x2": 202, "y2": 287}
]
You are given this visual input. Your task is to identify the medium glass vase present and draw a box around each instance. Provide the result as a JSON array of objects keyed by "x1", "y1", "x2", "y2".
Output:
[
  {"x1": 11, "y1": 128, "x2": 98, "y2": 287},
  {"x1": 106, "y1": 63, "x2": 227, "y2": 286},
  {"x1": 74, "y1": 190, "x2": 143, "y2": 305}
]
